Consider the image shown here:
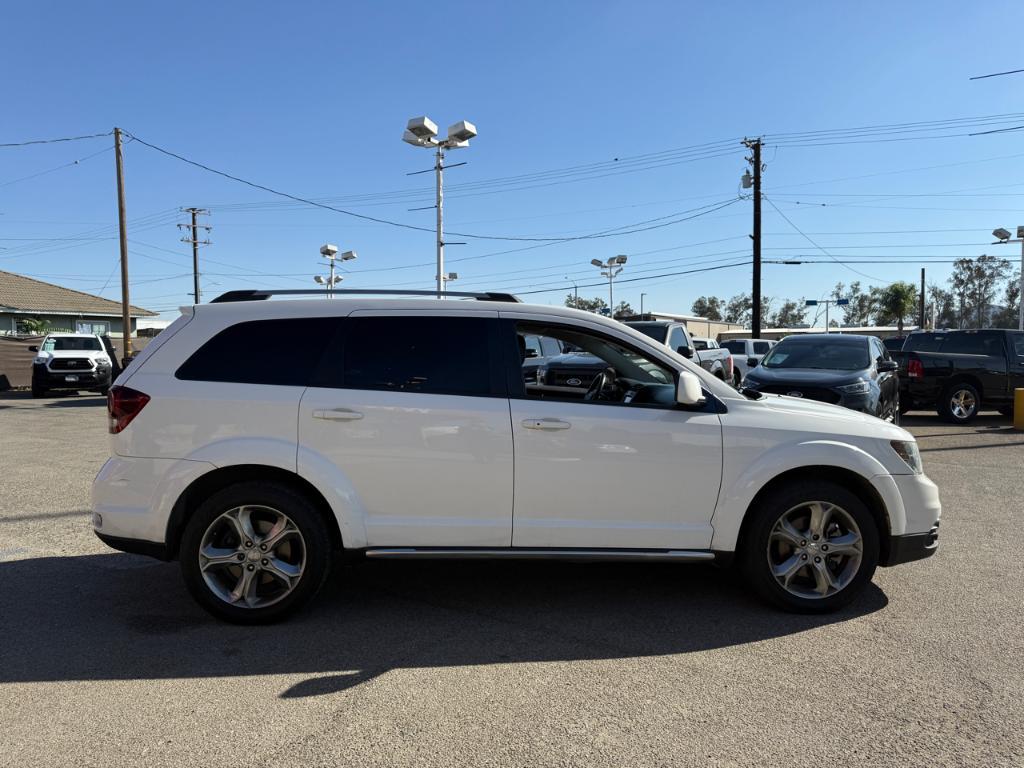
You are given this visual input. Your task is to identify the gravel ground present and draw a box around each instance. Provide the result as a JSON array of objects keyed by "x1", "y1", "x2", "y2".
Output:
[{"x1": 1, "y1": 391, "x2": 1021, "y2": 767}]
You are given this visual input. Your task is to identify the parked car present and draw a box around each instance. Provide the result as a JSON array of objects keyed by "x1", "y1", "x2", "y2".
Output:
[
  {"x1": 741, "y1": 333, "x2": 900, "y2": 422},
  {"x1": 30, "y1": 332, "x2": 114, "y2": 398},
  {"x1": 898, "y1": 329, "x2": 1024, "y2": 423},
  {"x1": 625, "y1": 320, "x2": 734, "y2": 383},
  {"x1": 720, "y1": 338, "x2": 776, "y2": 386},
  {"x1": 93, "y1": 290, "x2": 939, "y2": 623},
  {"x1": 882, "y1": 336, "x2": 907, "y2": 353}
]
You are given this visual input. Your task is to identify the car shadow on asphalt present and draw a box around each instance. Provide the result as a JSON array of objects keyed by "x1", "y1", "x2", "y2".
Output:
[
  {"x1": 0, "y1": 553, "x2": 887, "y2": 698},
  {"x1": 0, "y1": 391, "x2": 105, "y2": 409}
]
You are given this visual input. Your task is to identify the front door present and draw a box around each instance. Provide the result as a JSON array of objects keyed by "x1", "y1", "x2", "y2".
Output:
[
  {"x1": 504, "y1": 317, "x2": 723, "y2": 550},
  {"x1": 297, "y1": 311, "x2": 514, "y2": 547}
]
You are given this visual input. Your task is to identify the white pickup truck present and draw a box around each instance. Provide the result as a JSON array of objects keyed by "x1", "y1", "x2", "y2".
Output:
[
  {"x1": 625, "y1": 320, "x2": 734, "y2": 384},
  {"x1": 721, "y1": 338, "x2": 776, "y2": 383}
]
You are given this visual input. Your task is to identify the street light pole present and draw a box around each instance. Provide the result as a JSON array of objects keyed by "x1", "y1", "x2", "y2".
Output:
[
  {"x1": 991, "y1": 226, "x2": 1024, "y2": 331},
  {"x1": 565, "y1": 277, "x2": 578, "y2": 307},
  {"x1": 591, "y1": 255, "x2": 627, "y2": 317},
  {"x1": 403, "y1": 117, "x2": 477, "y2": 298},
  {"x1": 806, "y1": 298, "x2": 849, "y2": 333},
  {"x1": 641, "y1": 292, "x2": 647, "y2": 316},
  {"x1": 316, "y1": 244, "x2": 356, "y2": 297}
]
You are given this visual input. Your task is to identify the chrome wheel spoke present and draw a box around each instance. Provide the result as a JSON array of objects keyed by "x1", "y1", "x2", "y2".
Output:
[
  {"x1": 772, "y1": 553, "x2": 806, "y2": 586},
  {"x1": 263, "y1": 557, "x2": 302, "y2": 588},
  {"x1": 811, "y1": 559, "x2": 839, "y2": 595},
  {"x1": 825, "y1": 531, "x2": 861, "y2": 557},
  {"x1": 808, "y1": 502, "x2": 832, "y2": 539},
  {"x1": 260, "y1": 515, "x2": 299, "y2": 551},
  {"x1": 771, "y1": 518, "x2": 804, "y2": 548},
  {"x1": 199, "y1": 545, "x2": 241, "y2": 570},
  {"x1": 229, "y1": 566, "x2": 259, "y2": 607}
]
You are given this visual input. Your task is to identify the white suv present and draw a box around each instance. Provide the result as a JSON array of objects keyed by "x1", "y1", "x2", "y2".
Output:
[{"x1": 92, "y1": 290, "x2": 941, "y2": 623}]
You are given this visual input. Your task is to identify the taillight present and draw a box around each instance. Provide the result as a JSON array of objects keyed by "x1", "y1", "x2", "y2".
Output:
[
  {"x1": 908, "y1": 358, "x2": 924, "y2": 379},
  {"x1": 725, "y1": 354, "x2": 734, "y2": 378},
  {"x1": 108, "y1": 385, "x2": 150, "y2": 434}
]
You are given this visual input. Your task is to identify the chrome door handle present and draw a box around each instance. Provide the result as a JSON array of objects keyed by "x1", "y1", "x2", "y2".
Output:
[
  {"x1": 313, "y1": 408, "x2": 363, "y2": 421},
  {"x1": 522, "y1": 418, "x2": 571, "y2": 431}
]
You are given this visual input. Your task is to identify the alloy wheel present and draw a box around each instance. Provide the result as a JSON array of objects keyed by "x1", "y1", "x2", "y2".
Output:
[
  {"x1": 198, "y1": 505, "x2": 306, "y2": 609},
  {"x1": 950, "y1": 389, "x2": 976, "y2": 421},
  {"x1": 767, "y1": 501, "x2": 863, "y2": 599}
]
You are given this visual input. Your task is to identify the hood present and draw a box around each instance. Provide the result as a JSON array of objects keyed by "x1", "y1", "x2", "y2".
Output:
[
  {"x1": 544, "y1": 353, "x2": 607, "y2": 368},
  {"x1": 745, "y1": 367, "x2": 866, "y2": 386},
  {"x1": 747, "y1": 391, "x2": 911, "y2": 441}
]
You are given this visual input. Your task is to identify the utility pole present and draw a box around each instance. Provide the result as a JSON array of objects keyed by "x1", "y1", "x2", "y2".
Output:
[
  {"x1": 641, "y1": 292, "x2": 647, "y2": 316},
  {"x1": 919, "y1": 267, "x2": 926, "y2": 330},
  {"x1": 113, "y1": 127, "x2": 132, "y2": 364},
  {"x1": 565, "y1": 277, "x2": 578, "y2": 307},
  {"x1": 178, "y1": 208, "x2": 211, "y2": 304},
  {"x1": 743, "y1": 138, "x2": 763, "y2": 338},
  {"x1": 435, "y1": 144, "x2": 444, "y2": 299}
]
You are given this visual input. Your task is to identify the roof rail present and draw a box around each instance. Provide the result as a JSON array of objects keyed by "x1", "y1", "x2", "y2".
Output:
[{"x1": 209, "y1": 288, "x2": 521, "y2": 304}]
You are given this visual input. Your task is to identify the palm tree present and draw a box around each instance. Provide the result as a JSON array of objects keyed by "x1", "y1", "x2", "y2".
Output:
[{"x1": 876, "y1": 282, "x2": 918, "y2": 335}]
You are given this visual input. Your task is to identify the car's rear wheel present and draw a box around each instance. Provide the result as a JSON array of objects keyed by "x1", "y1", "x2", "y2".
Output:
[
  {"x1": 180, "y1": 482, "x2": 331, "y2": 624},
  {"x1": 31, "y1": 385, "x2": 46, "y2": 398},
  {"x1": 939, "y1": 382, "x2": 980, "y2": 424},
  {"x1": 741, "y1": 481, "x2": 879, "y2": 613}
]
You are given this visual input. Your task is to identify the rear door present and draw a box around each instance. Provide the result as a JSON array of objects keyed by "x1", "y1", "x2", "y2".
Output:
[
  {"x1": 297, "y1": 310, "x2": 514, "y2": 547},
  {"x1": 1007, "y1": 332, "x2": 1024, "y2": 394},
  {"x1": 940, "y1": 331, "x2": 1010, "y2": 400}
]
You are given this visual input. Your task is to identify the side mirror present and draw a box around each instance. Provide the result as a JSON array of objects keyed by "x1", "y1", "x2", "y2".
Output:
[
  {"x1": 28, "y1": 345, "x2": 39, "y2": 352},
  {"x1": 676, "y1": 345, "x2": 694, "y2": 359},
  {"x1": 747, "y1": 357, "x2": 758, "y2": 368},
  {"x1": 676, "y1": 370, "x2": 705, "y2": 406},
  {"x1": 877, "y1": 360, "x2": 898, "y2": 373}
]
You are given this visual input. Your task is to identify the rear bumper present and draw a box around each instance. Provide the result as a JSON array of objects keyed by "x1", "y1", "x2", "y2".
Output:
[{"x1": 882, "y1": 523, "x2": 940, "y2": 566}]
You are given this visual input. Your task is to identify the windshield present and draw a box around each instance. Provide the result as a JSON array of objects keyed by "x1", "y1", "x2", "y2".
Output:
[
  {"x1": 626, "y1": 323, "x2": 668, "y2": 344},
  {"x1": 42, "y1": 337, "x2": 101, "y2": 352},
  {"x1": 761, "y1": 337, "x2": 870, "y2": 371}
]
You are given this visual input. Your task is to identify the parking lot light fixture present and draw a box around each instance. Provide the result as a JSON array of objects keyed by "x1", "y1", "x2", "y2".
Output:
[
  {"x1": 316, "y1": 244, "x2": 355, "y2": 298},
  {"x1": 991, "y1": 225, "x2": 1024, "y2": 330},
  {"x1": 403, "y1": 116, "x2": 477, "y2": 298},
  {"x1": 591, "y1": 256, "x2": 627, "y2": 317}
]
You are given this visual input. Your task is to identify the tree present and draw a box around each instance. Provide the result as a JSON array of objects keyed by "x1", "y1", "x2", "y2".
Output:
[
  {"x1": 612, "y1": 301, "x2": 633, "y2": 319},
  {"x1": 565, "y1": 294, "x2": 607, "y2": 314},
  {"x1": 17, "y1": 316, "x2": 48, "y2": 335},
  {"x1": 831, "y1": 281, "x2": 874, "y2": 326},
  {"x1": 770, "y1": 299, "x2": 807, "y2": 328},
  {"x1": 927, "y1": 284, "x2": 957, "y2": 329},
  {"x1": 875, "y1": 281, "x2": 918, "y2": 334},
  {"x1": 723, "y1": 294, "x2": 773, "y2": 328},
  {"x1": 994, "y1": 270, "x2": 1021, "y2": 328},
  {"x1": 691, "y1": 296, "x2": 724, "y2": 321},
  {"x1": 949, "y1": 255, "x2": 1011, "y2": 328}
]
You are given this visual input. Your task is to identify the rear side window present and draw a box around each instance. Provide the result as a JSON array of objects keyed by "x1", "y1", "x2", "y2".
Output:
[
  {"x1": 1013, "y1": 332, "x2": 1024, "y2": 356},
  {"x1": 904, "y1": 333, "x2": 943, "y2": 352},
  {"x1": 752, "y1": 341, "x2": 771, "y2": 354},
  {"x1": 722, "y1": 340, "x2": 745, "y2": 354},
  {"x1": 176, "y1": 318, "x2": 338, "y2": 385},
  {"x1": 667, "y1": 327, "x2": 687, "y2": 351},
  {"x1": 319, "y1": 316, "x2": 500, "y2": 396},
  {"x1": 940, "y1": 332, "x2": 1001, "y2": 355}
]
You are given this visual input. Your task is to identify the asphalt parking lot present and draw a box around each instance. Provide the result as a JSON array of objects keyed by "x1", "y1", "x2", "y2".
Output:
[{"x1": 1, "y1": 392, "x2": 1022, "y2": 767}]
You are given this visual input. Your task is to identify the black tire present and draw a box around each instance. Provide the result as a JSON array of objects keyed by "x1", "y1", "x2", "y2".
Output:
[
  {"x1": 740, "y1": 480, "x2": 879, "y2": 613},
  {"x1": 180, "y1": 481, "x2": 332, "y2": 624},
  {"x1": 96, "y1": 386, "x2": 110, "y2": 396},
  {"x1": 898, "y1": 398, "x2": 912, "y2": 415},
  {"x1": 733, "y1": 372, "x2": 742, "y2": 389},
  {"x1": 998, "y1": 405, "x2": 1014, "y2": 418},
  {"x1": 938, "y1": 382, "x2": 980, "y2": 424},
  {"x1": 31, "y1": 385, "x2": 46, "y2": 398}
]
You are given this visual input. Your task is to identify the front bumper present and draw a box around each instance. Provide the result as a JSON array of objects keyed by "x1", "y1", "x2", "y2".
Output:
[
  {"x1": 94, "y1": 530, "x2": 170, "y2": 561},
  {"x1": 33, "y1": 363, "x2": 111, "y2": 389},
  {"x1": 882, "y1": 523, "x2": 940, "y2": 566}
]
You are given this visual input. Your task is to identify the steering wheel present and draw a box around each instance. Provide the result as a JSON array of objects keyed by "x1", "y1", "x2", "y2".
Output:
[{"x1": 584, "y1": 367, "x2": 617, "y2": 401}]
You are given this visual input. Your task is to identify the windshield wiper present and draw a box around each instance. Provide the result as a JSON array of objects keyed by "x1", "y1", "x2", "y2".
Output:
[{"x1": 738, "y1": 386, "x2": 764, "y2": 400}]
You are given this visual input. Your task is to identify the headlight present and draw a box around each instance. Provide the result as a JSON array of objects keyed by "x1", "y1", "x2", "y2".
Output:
[
  {"x1": 836, "y1": 380, "x2": 871, "y2": 394},
  {"x1": 33, "y1": 356, "x2": 47, "y2": 365},
  {"x1": 891, "y1": 440, "x2": 922, "y2": 474},
  {"x1": 95, "y1": 357, "x2": 111, "y2": 367}
]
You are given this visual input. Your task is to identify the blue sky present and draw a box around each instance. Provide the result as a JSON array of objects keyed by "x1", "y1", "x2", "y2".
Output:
[{"x1": 3, "y1": 0, "x2": 1023, "y2": 321}]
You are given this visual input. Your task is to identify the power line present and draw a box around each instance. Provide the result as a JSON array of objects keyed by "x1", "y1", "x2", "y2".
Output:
[
  {"x1": 970, "y1": 68, "x2": 1024, "y2": 80},
  {"x1": 0, "y1": 131, "x2": 112, "y2": 148},
  {"x1": 0, "y1": 146, "x2": 113, "y2": 188}
]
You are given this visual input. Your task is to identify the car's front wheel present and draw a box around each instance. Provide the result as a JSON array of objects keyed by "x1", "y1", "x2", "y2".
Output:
[
  {"x1": 180, "y1": 481, "x2": 331, "y2": 624},
  {"x1": 741, "y1": 481, "x2": 879, "y2": 613}
]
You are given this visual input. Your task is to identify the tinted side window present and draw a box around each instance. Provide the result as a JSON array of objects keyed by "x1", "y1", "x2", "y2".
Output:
[
  {"x1": 722, "y1": 340, "x2": 745, "y2": 354},
  {"x1": 904, "y1": 333, "x2": 943, "y2": 352},
  {"x1": 330, "y1": 316, "x2": 499, "y2": 396},
  {"x1": 540, "y1": 337, "x2": 563, "y2": 357},
  {"x1": 940, "y1": 332, "x2": 1001, "y2": 355},
  {"x1": 693, "y1": 339, "x2": 708, "y2": 351},
  {"x1": 1013, "y1": 332, "x2": 1024, "y2": 357},
  {"x1": 752, "y1": 341, "x2": 771, "y2": 354},
  {"x1": 176, "y1": 318, "x2": 338, "y2": 385}
]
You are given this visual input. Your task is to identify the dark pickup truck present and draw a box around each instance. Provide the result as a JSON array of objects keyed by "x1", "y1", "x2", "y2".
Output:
[{"x1": 898, "y1": 329, "x2": 1024, "y2": 423}]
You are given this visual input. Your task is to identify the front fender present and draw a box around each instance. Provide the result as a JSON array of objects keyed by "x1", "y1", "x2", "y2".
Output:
[{"x1": 710, "y1": 439, "x2": 906, "y2": 552}]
